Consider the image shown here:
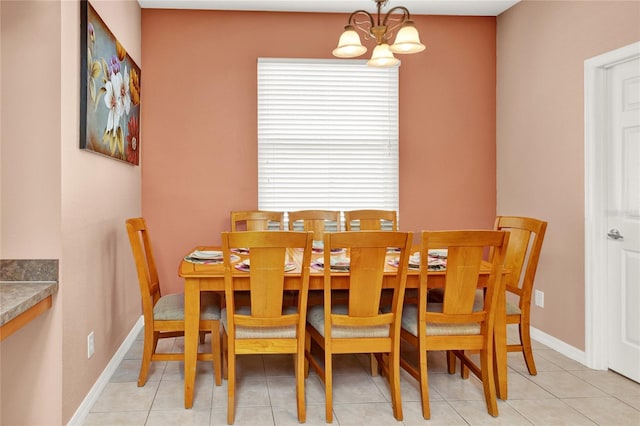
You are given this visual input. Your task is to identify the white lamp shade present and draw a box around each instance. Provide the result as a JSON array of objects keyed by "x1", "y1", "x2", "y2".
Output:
[
  {"x1": 367, "y1": 44, "x2": 400, "y2": 67},
  {"x1": 332, "y1": 25, "x2": 367, "y2": 58},
  {"x1": 390, "y1": 21, "x2": 426, "y2": 54}
]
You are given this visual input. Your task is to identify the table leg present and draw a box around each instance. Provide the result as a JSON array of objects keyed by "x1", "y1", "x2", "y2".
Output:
[
  {"x1": 494, "y1": 285, "x2": 508, "y2": 400},
  {"x1": 184, "y1": 278, "x2": 200, "y2": 409}
]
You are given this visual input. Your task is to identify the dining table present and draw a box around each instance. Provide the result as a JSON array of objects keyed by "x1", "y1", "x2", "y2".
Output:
[{"x1": 178, "y1": 246, "x2": 509, "y2": 409}]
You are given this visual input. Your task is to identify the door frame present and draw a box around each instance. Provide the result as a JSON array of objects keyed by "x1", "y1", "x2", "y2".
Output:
[{"x1": 584, "y1": 41, "x2": 640, "y2": 370}]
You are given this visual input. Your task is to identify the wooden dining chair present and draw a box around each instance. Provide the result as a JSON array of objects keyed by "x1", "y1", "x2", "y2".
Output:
[
  {"x1": 399, "y1": 230, "x2": 509, "y2": 419},
  {"x1": 489, "y1": 216, "x2": 547, "y2": 375},
  {"x1": 343, "y1": 209, "x2": 399, "y2": 373},
  {"x1": 230, "y1": 210, "x2": 284, "y2": 231},
  {"x1": 221, "y1": 230, "x2": 313, "y2": 424},
  {"x1": 288, "y1": 209, "x2": 341, "y2": 240},
  {"x1": 305, "y1": 230, "x2": 413, "y2": 423},
  {"x1": 431, "y1": 216, "x2": 548, "y2": 376},
  {"x1": 125, "y1": 218, "x2": 222, "y2": 387},
  {"x1": 344, "y1": 209, "x2": 398, "y2": 231}
]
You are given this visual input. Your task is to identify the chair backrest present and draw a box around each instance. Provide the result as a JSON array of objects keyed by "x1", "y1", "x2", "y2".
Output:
[
  {"x1": 344, "y1": 210, "x2": 398, "y2": 231},
  {"x1": 230, "y1": 210, "x2": 284, "y2": 231},
  {"x1": 125, "y1": 218, "x2": 160, "y2": 323},
  {"x1": 222, "y1": 231, "x2": 313, "y2": 328},
  {"x1": 493, "y1": 216, "x2": 547, "y2": 308},
  {"x1": 421, "y1": 230, "x2": 509, "y2": 331},
  {"x1": 323, "y1": 231, "x2": 412, "y2": 333},
  {"x1": 288, "y1": 210, "x2": 341, "y2": 240}
]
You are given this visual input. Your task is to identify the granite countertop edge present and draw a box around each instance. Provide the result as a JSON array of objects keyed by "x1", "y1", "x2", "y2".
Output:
[{"x1": 0, "y1": 260, "x2": 59, "y2": 327}]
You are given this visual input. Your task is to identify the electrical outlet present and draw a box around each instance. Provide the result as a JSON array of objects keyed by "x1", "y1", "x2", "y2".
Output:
[
  {"x1": 87, "y1": 331, "x2": 95, "y2": 359},
  {"x1": 534, "y1": 290, "x2": 544, "y2": 308}
]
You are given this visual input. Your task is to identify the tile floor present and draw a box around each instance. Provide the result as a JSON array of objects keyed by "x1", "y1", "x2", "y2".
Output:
[{"x1": 82, "y1": 328, "x2": 640, "y2": 425}]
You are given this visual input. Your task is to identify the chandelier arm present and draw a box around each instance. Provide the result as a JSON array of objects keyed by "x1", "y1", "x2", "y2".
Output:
[
  {"x1": 382, "y1": 6, "x2": 410, "y2": 27},
  {"x1": 347, "y1": 9, "x2": 375, "y2": 28}
]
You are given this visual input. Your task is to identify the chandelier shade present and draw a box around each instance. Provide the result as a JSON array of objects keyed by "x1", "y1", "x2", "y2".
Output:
[
  {"x1": 332, "y1": 0, "x2": 426, "y2": 67},
  {"x1": 389, "y1": 21, "x2": 425, "y2": 54},
  {"x1": 367, "y1": 44, "x2": 400, "y2": 67},
  {"x1": 333, "y1": 25, "x2": 368, "y2": 58}
]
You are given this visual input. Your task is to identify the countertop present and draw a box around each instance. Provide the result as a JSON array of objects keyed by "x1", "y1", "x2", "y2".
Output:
[{"x1": 0, "y1": 260, "x2": 59, "y2": 327}]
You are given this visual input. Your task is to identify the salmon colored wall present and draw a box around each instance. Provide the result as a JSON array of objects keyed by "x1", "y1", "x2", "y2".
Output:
[
  {"x1": 141, "y1": 10, "x2": 496, "y2": 293},
  {"x1": 497, "y1": 1, "x2": 640, "y2": 351}
]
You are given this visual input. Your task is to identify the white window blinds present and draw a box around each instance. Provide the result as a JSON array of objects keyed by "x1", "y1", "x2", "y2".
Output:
[{"x1": 257, "y1": 58, "x2": 399, "y2": 217}]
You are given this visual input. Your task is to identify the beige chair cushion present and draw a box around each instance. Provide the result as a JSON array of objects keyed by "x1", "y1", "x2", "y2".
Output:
[
  {"x1": 221, "y1": 306, "x2": 299, "y2": 338},
  {"x1": 506, "y1": 301, "x2": 521, "y2": 315},
  {"x1": 472, "y1": 292, "x2": 521, "y2": 315},
  {"x1": 153, "y1": 292, "x2": 220, "y2": 321},
  {"x1": 401, "y1": 304, "x2": 481, "y2": 337},
  {"x1": 307, "y1": 304, "x2": 390, "y2": 338}
]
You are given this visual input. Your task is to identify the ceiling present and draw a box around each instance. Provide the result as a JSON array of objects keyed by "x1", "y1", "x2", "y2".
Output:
[{"x1": 136, "y1": 0, "x2": 520, "y2": 16}]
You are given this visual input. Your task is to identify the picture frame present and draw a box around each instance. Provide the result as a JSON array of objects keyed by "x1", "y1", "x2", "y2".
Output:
[{"x1": 80, "y1": 0, "x2": 141, "y2": 165}]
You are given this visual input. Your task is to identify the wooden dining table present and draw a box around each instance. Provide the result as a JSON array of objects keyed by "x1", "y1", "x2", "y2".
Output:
[{"x1": 178, "y1": 246, "x2": 509, "y2": 409}]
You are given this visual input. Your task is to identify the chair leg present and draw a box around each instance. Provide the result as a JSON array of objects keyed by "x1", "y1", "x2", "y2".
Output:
[
  {"x1": 520, "y1": 324, "x2": 537, "y2": 375},
  {"x1": 325, "y1": 349, "x2": 333, "y2": 423},
  {"x1": 419, "y1": 348, "x2": 431, "y2": 419},
  {"x1": 211, "y1": 322, "x2": 222, "y2": 386},
  {"x1": 388, "y1": 350, "x2": 403, "y2": 421},
  {"x1": 370, "y1": 353, "x2": 379, "y2": 376},
  {"x1": 304, "y1": 333, "x2": 311, "y2": 378},
  {"x1": 222, "y1": 329, "x2": 228, "y2": 380},
  {"x1": 137, "y1": 327, "x2": 155, "y2": 387},
  {"x1": 295, "y1": 349, "x2": 306, "y2": 423},
  {"x1": 479, "y1": 347, "x2": 498, "y2": 417},
  {"x1": 227, "y1": 344, "x2": 236, "y2": 425},
  {"x1": 446, "y1": 350, "x2": 457, "y2": 374}
]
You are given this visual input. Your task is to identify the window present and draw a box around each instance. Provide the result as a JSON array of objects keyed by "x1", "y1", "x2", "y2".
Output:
[{"x1": 257, "y1": 58, "x2": 399, "y2": 224}]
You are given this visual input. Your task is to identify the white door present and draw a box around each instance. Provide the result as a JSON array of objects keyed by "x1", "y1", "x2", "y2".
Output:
[{"x1": 606, "y1": 56, "x2": 640, "y2": 383}]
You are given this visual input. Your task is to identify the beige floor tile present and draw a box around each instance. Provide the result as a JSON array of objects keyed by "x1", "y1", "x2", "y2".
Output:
[
  {"x1": 569, "y1": 369, "x2": 640, "y2": 396},
  {"x1": 450, "y1": 399, "x2": 531, "y2": 425},
  {"x1": 151, "y1": 375, "x2": 213, "y2": 411},
  {"x1": 83, "y1": 326, "x2": 640, "y2": 426},
  {"x1": 210, "y1": 406, "x2": 274, "y2": 426},
  {"x1": 234, "y1": 377, "x2": 272, "y2": 407},
  {"x1": 507, "y1": 351, "x2": 563, "y2": 374},
  {"x1": 505, "y1": 370, "x2": 555, "y2": 400},
  {"x1": 330, "y1": 353, "x2": 371, "y2": 376},
  {"x1": 90, "y1": 381, "x2": 159, "y2": 413},
  {"x1": 144, "y1": 409, "x2": 211, "y2": 426},
  {"x1": 272, "y1": 403, "x2": 328, "y2": 426},
  {"x1": 110, "y1": 358, "x2": 165, "y2": 383},
  {"x1": 402, "y1": 400, "x2": 468, "y2": 426},
  {"x1": 234, "y1": 354, "x2": 267, "y2": 380},
  {"x1": 266, "y1": 374, "x2": 325, "y2": 408},
  {"x1": 262, "y1": 353, "x2": 296, "y2": 377},
  {"x1": 332, "y1": 401, "x2": 403, "y2": 425},
  {"x1": 428, "y1": 372, "x2": 486, "y2": 401},
  {"x1": 330, "y1": 372, "x2": 388, "y2": 403},
  {"x1": 81, "y1": 410, "x2": 148, "y2": 425},
  {"x1": 162, "y1": 358, "x2": 216, "y2": 382},
  {"x1": 536, "y1": 349, "x2": 590, "y2": 371},
  {"x1": 507, "y1": 399, "x2": 597, "y2": 425},
  {"x1": 563, "y1": 396, "x2": 640, "y2": 426},
  {"x1": 527, "y1": 371, "x2": 608, "y2": 398},
  {"x1": 617, "y1": 394, "x2": 640, "y2": 410}
]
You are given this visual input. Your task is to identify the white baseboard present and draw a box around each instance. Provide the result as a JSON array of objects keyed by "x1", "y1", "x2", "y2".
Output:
[
  {"x1": 67, "y1": 316, "x2": 144, "y2": 425},
  {"x1": 530, "y1": 325, "x2": 591, "y2": 367}
]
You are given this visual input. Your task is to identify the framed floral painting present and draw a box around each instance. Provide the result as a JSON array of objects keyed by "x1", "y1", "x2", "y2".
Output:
[{"x1": 80, "y1": 0, "x2": 141, "y2": 165}]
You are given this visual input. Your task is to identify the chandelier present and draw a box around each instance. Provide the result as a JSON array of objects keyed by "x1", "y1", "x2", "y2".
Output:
[{"x1": 332, "y1": 0, "x2": 426, "y2": 67}]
